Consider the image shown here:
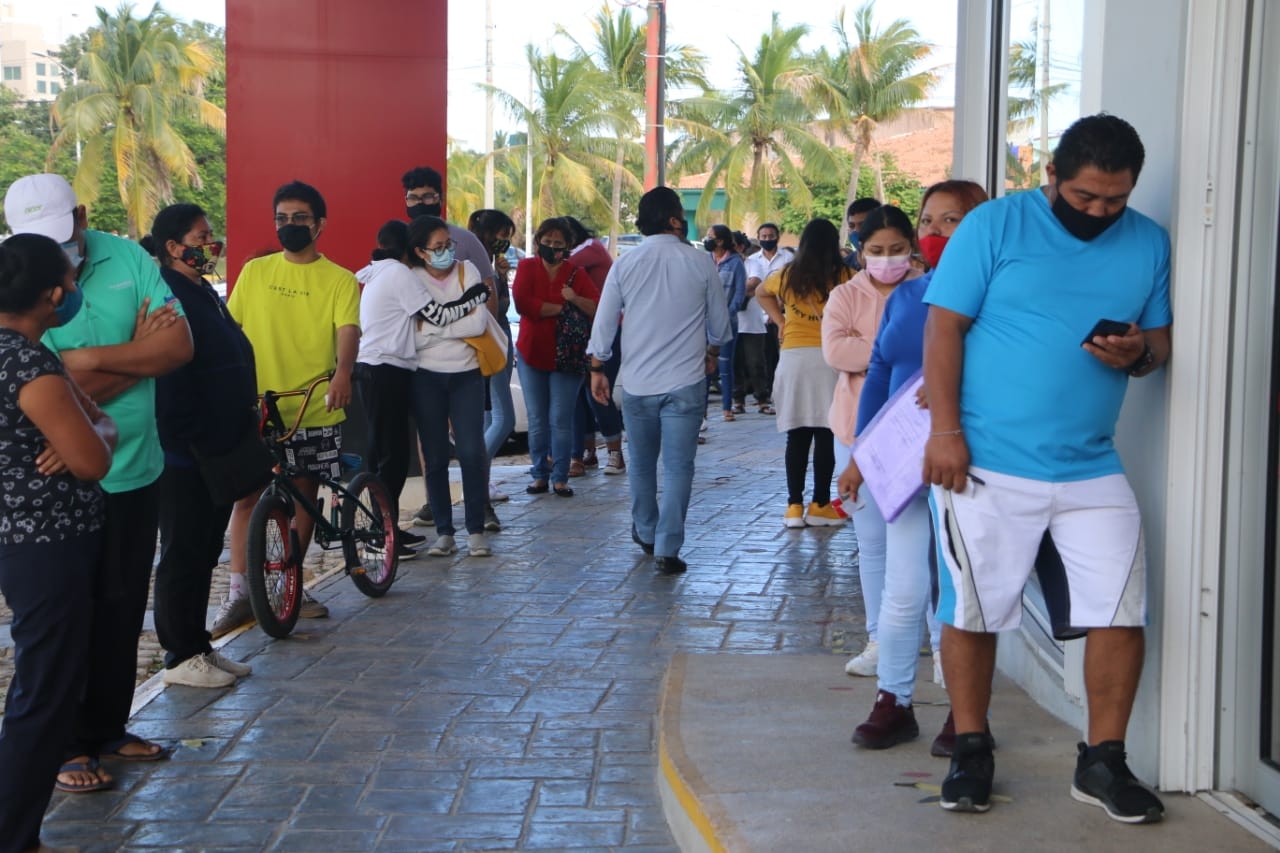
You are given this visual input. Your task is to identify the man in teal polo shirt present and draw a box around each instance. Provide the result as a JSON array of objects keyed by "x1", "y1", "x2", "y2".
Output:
[{"x1": 4, "y1": 174, "x2": 194, "y2": 790}]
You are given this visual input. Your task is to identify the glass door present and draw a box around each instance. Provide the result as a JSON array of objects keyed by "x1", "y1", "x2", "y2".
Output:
[{"x1": 1223, "y1": 0, "x2": 1280, "y2": 817}]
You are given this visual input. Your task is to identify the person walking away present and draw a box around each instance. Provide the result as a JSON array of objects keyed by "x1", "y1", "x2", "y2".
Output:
[{"x1": 588, "y1": 187, "x2": 732, "y2": 575}]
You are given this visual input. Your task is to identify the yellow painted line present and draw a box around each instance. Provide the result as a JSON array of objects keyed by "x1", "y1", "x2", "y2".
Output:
[{"x1": 659, "y1": 728, "x2": 726, "y2": 853}]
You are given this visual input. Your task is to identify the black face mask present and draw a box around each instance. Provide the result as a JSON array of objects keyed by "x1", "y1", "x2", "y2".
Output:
[
  {"x1": 277, "y1": 224, "x2": 314, "y2": 253},
  {"x1": 491, "y1": 238, "x2": 511, "y2": 256},
  {"x1": 407, "y1": 203, "x2": 442, "y2": 220},
  {"x1": 1051, "y1": 187, "x2": 1123, "y2": 241},
  {"x1": 759, "y1": 239, "x2": 778, "y2": 252},
  {"x1": 538, "y1": 244, "x2": 566, "y2": 264},
  {"x1": 702, "y1": 238, "x2": 717, "y2": 252}
]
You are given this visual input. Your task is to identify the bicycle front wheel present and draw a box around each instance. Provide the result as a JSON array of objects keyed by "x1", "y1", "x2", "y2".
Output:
[
  {"x1": 246, "y1": 492, "x2": 302, "y2": 638},
  {"x1": 341, "y1": 472, "x2": 398, "y2": 598}
]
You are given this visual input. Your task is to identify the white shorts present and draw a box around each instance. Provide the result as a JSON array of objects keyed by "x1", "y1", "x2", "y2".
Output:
[{"x1": 929, "y1": 468, "x2": 1146, "y2": 633}]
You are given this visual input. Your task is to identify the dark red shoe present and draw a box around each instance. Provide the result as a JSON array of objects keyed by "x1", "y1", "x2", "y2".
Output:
[
  {"x1": 851, "y1": 690, "x2": 919, "y2": 749},
  {"x1": 931, "y1": 710, "x2": 997, "y2": 758}
]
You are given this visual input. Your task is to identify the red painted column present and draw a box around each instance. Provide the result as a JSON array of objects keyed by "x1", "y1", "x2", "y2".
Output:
[{"x1": 224, "y1": 0, "x2": 448, "y2": 286}]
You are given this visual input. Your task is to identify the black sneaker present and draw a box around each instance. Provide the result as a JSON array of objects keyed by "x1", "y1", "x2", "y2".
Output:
[
  {"x1": 483, "y1": 503, "x2": 502, "y2": 532},
  {"x1": 940, "y1": 732, "x2": 994, "y2": 813},
  {"x1": 415, "y1": 503, "x2": 434, "y2": 524},
  {"x1": 398, "y1": 528, "x2": 426, "y2": 547},
  {"x1": 1071, "y1": 741, "x2": 1164, "y2": 824}
]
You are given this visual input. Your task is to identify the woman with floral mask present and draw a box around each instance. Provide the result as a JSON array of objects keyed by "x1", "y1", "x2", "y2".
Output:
[
  {"x1": 141, "y1": 203, "x2": 257, "y2": 690},
  {"x1": 821, "y1": 205, "x2": 923, "y2": 678},
  {"x1": 511, "y1": 218, "x2": 600, "y2": 498},
  {"x1": 406, "y1": 215, "x2": 495, "y2": 558},
  {"x1": 839, "y1": 181, "x2": 989, "y2": 757}
]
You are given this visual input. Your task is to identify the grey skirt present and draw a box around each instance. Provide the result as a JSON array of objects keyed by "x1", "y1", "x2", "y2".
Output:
[{"x1": 773, "y1": 346, "x2": 839, "y2": 432}]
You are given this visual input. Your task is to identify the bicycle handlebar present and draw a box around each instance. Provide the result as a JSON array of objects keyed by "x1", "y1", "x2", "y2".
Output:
[{"x1": 259, "y1": 373, "x2": 333, "y2": 444}]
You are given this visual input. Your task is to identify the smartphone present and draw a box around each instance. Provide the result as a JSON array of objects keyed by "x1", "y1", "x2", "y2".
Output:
[{"x1": 1082, "y1": 318, "x2": 1131, "y2": 345}]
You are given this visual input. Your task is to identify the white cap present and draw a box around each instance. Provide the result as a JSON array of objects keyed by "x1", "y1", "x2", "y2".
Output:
[{"x1": 4, "y1": 174, "x2": 78, "y2": 243}]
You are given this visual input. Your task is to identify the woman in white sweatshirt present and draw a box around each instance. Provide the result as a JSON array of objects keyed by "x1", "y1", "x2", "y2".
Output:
[{"x1": 407, "y1": 215, "x2": 493, "y2": 558}]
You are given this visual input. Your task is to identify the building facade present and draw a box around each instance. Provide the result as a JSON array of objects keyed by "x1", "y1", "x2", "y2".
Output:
[
  {"x1": 0, "y1": 16, "x2": 61, "y2": 102},
  {"x1": 951, "y1": 0, "x2": 1280, "y2": 842}
]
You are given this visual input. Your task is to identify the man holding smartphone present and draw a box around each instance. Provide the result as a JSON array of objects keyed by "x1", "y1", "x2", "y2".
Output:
[{"x1": 921, "y1": 114, "x2": 1171, "y2": 823}]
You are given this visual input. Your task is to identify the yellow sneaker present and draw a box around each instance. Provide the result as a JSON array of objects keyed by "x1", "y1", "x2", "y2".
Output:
[
  {"x1": 806, "y1": 501, "x2": 849, "y2": 527},
  {"x1": 783, "y1": 503, "x2": 807, "y2": 528}
]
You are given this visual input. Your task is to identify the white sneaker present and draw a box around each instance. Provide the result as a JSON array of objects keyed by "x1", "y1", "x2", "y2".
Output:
[
  {"x1": 427, "y1": 534, "x2": 457, "y2": 556},
  {"x1": 844, "y1": 640, "x2": 879, "y2": 677},
  {"x1": 468, "y1": 533, "x2": 493, "y2": 557},
  {"x1": 209, "y1": 650, "x2": 252, "y2": 677},
  {"x1": 602, "y1": 450, "x2": 626, "y2": 475},
  {"x1": 489, "y1": 483, "x2": 509, "y2": 502},
  {"x1": 163, "y1": 653, "x2": 236, "y2": 688},
  {"x1": 210, "y1": 596, "x2": 254, "y2": 639},
  {"x1": 933, "y1": 649, "x2": 945, "y2": 688}
]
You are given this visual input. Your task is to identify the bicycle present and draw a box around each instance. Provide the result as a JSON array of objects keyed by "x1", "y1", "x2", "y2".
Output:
[{"x1": 247, "y1": 373, "x2": 398, "y2": 638}]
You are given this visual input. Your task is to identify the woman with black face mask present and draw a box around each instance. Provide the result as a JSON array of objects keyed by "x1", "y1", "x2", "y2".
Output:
[
  {"x1": 140, "y1": 203, "x2": 259, "y2": 690},
  {"x1": 511, "y1": 218, "x2": 601, "y2": 497}
]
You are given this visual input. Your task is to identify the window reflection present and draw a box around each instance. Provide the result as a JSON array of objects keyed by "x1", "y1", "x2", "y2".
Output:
[{"x1": 1004, "y1": 0, "x2": 1083, "y2": 192}]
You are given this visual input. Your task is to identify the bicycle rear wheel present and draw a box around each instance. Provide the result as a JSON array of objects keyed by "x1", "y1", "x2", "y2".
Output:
[
  {"x1": 246, "y1": 492, "x2": 302, "y2": 638},
  {"x1": 341, "y1": 472, "x2": 398, "y2": 597}
]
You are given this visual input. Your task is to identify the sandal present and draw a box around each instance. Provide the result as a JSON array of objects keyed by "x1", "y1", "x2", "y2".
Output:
[
  {"x1": 99, "y1": 732, "x2": 172, "y2": 762},
  {"x1": 723, "y1": 411, "x2": 736, "y2": 422},
  {"x1": 526, "y1": 481, "x2": 549, "y2": 495},
  {"x1": 732, "y1": 403, "x2": 746, "y2": 414},
  {"x1": 758, "y1": 404, "x2": 776, "y2": 415},
  {"x1": 55, "y1": 758, "x2": 113, "y2": 793},
  {"x1": 568, "y1": 459, "x2": 586, "y2": 477},
  {"x1": 553, "y1": 484, "x2": 574, "y2": 497},
  {"x1": 582, "y1": 449, "x2": 599, "y2": 468}
]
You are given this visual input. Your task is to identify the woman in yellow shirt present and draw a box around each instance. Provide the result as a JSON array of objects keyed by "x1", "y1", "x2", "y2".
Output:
[{"x1": 757, "y1": 219, "x2": 853, "y2": 528}]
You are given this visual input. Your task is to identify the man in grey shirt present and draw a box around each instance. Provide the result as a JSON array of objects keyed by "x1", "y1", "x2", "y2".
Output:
[{"x1": 588, "y1": 187, "x2": 733, "y2": 575}]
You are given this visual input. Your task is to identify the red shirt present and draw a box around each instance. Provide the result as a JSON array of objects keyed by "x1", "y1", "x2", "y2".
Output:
[
  {"x1": 512, "y1": 257, "x2": 601, "y2": 371},
  {"x1": 571, "y1": 239, "x2": 613, "y2": 289}
]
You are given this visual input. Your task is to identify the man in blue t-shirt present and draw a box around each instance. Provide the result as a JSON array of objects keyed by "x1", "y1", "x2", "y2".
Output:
[{"x1": 921, "y1": 115, "x2": 1172, "y2": 823}]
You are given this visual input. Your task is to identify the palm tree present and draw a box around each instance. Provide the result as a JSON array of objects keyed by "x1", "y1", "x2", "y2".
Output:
[
  {"x1": 559, "y1": 4, "x2": 709, "y2": 252},
  {"x1": 1005, "y1": 22, "x2": 1070, "y2": 189},
  {"x1": 668, "y1": 14, "x2": 842, "y2": 228},
  {"x1": 49, "y1": 3, "x2": 225, "y2": 237},
  {"x1": 828, "y1": 1, "x2": 937, "y2": 242},
  {"x1": 487, "y1": 47, "x2": 619, "y2": 226}
]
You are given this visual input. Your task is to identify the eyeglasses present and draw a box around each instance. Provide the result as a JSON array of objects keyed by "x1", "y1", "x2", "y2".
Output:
[
  {"x1": 424, "y1": 239, "x2": 454, "y2": 253},
  {"x1": 406, "y1": 192, "x2": 441, "y2": 205},
  {"x1": 273, "y1": 213, "x2": 314, "y2": 226}
]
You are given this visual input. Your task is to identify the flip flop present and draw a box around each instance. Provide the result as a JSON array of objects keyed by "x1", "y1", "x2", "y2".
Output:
[
  {"x1": 758, "y1": 404, "x2": 776, "y2": 415},
  {"x1": 55, "y1": 758, "x2": 113, "y2": 793},
  {"x1": 99, "y1": 732, "x2": 173, "y2": 762}
]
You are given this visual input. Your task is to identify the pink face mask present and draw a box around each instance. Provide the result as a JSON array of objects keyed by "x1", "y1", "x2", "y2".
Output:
[{"x1": 865, "y1": 254, "x2": 912, "y2": 283}]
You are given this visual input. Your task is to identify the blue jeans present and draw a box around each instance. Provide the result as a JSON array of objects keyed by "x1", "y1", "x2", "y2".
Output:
[
  {"x1": 715, "y1": 322, "x2": 738, "y2": 414},
  {"x1": 573, "y1": 331, "x2": 623, "y2": 455},
  {"x1": 517, "y1": 361, "x2": 581, "y2": 485},
  {"x1": 875, "y1": 495, "x2": 941, "y2": 702},
  {"x1": 483, "y1": 337, "x2": 516, "y2": 462},
  {"x1": 622, "y1": 380, "x2": 704, "y2": 558},
  {"x1": 839, "y1": 439, "x2": 886, "y2": 642},
  {"x1": 411, "y1": 368, "x2": 487, "y2": 536}
]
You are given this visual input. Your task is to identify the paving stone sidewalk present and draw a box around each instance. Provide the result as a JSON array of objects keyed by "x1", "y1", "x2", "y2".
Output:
[{"x1": 34, "y1": 409, "x2": 868, "y2": 852}]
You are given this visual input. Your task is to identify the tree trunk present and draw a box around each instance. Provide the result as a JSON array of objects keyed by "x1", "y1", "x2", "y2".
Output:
[
  {"x1": 840, "y1": 129, "x2": 870, "y2": 245},
  {"x1": 874, "y1": 153, "x2": 886, "y2": 204},
  {"x1": 609, "y1": 139, "x2": 625, "y2": 257}
]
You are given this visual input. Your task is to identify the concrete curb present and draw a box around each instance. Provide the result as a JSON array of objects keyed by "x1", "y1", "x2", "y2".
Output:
[{"x1": 657, "y1": 653, "x2": 740, "y2": 853}]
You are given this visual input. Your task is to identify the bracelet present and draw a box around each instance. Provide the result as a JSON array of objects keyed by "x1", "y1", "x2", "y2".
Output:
[{"x1": 930, "y1": 429, "x2": 964, "y2": 437}]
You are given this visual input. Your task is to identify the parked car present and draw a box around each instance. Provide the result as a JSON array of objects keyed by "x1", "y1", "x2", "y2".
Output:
[{"x1": 602, "y1": 233, "x2": 643, "y2": 254}]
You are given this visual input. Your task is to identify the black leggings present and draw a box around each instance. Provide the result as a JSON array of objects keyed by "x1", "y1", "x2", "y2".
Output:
[{"x1": 785, "y1": 426, "x2": 834, "y2": 506}]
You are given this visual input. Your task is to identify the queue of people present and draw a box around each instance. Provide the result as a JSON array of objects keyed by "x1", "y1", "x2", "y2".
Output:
[{"x1": 0, "y1": 111, "x2": 1172, "y2": 849}]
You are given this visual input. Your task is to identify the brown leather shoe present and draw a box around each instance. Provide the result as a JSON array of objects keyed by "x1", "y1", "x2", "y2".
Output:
[{"x1": 851, "y1": 690, "x2": 919, "y2": 749}]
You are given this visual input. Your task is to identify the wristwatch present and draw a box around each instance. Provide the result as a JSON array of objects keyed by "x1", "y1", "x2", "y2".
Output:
[{"x1": 1125, "y1": 343, "x2": 1154, "y2": 376}]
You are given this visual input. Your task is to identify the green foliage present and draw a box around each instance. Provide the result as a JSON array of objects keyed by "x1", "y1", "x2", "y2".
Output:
[
  {"x1": 51, "y1": 4, "x2": 225, "y2": 236},
  {"x1": 776, "y1": 151, "x2": 924, "y2": 236}
]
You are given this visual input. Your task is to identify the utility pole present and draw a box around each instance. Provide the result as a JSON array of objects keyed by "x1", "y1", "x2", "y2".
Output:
[
  {"x1": 483, "y1": 0, "x2": 495, "y2": 208},
  {"x1": 1038, "y1": 0, "x2": 1051, "y2": 185},
  {"x1": 524, "y1": 62, "x2": 534, "y2": 251},
  {"x1": 642, "y1": 0, "x2": 666, "y2": 190}
]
